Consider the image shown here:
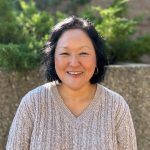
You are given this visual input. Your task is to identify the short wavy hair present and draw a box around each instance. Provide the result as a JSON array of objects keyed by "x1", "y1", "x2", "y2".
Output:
[{"x1": 42, "y1": 16, "x2": 107, "y2": 84}]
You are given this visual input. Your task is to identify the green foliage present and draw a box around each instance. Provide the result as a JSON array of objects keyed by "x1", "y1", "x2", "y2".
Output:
[
  {"x1": 95, "y1": 7, "x2": 138, "y2": 62},
  {"x1": 81, "y1": 0, "x2": 140, "y2": 63},
  {"x1": 64, "y1": 0, "x2": 91, "y2": 15},
  {"x1": 111, "y1": 0, "x2": 128, "y2": 16},
  {"x1": 0, "y1": 0, "x2": 56, "y2": 71},
  {"x1": 0, "y1": 43, "x2": 40, "y2": 71},
  {"x1": 33, "y1": 0, "x2": 91, "y2": 15},
  {"x1": 17, "y1": 0, "x2": 55, "y2": 41},
  {"x1": 0, "y1": 0, "x2": 149, "y2": 72},
  {"x1": 34, "y1": 0, "x2": 61, "y2": 10},
  {"x1": 0, "y1": 0, "x2": 21, "y2": 43},
  {"x1": 70, "y1": 0, "x2": 91, "y2": 5},
  {"x1": 122, "y1": 35, "x2": 150, "y2": 62}
]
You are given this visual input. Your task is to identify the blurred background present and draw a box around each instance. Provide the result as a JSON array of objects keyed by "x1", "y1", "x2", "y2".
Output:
[{"x1": 0, "y1": 0, "x2": 150, "y2": 72}]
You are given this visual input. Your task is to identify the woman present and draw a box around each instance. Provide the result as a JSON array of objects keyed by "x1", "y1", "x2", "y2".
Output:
[{"x1": 6, "y1": 16, "x2": 137, "y2": 149}]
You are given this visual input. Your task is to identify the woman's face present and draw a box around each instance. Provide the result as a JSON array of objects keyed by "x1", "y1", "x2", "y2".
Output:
[{"x1": 55, "y1": 29, "x2": 96, "y2": 90}]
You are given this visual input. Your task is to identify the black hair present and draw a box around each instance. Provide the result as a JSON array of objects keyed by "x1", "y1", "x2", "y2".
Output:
[{"x1": 43, "y1": 16, "x2": 107, "y2": 84}]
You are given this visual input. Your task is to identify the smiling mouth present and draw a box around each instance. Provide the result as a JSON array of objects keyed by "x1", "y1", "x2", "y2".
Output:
[
  {"x1": 67, "y1": 71, "x2": 83, "y2": 75},
  {"x1": 67, "y1": 71, "x2": 83, "y2": 76}
]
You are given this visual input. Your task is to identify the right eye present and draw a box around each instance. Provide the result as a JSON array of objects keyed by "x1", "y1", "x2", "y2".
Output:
[{"x1": 59, "y1": 52, "x2": 69, "y2": 55}]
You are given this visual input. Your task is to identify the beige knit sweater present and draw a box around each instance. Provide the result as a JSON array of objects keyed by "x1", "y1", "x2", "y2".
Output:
[{"x1": 6, "y1": 83, "x2": 137, "y2": 150}]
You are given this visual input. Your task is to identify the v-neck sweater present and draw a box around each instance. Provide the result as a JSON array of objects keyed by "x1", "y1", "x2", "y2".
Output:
[{"x1": 6, "y1": 82, "x2": 137, "y2": 150}]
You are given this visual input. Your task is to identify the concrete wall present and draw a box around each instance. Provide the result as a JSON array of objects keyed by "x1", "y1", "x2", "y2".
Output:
[
  {"x1": 103, "y1": 64, "x2": 150, "y2": 150},
  {"x1": 0, "y1": 65, "x2": 150, "y2": 150}
]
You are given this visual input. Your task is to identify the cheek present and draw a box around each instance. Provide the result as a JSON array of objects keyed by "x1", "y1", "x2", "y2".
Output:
[
  {"x1": 84, "y1": 57, "x2": 96, "y2": 69},
  {"x1": 55, "y1": 56, "x2": 67, "y2": 71}
]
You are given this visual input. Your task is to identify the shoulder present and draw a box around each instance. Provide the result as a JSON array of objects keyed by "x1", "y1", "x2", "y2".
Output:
[
  {"x1": 16, "y1": 82, "x2": 57, "y2": 120},
  {"x1": 98, "y1": 84, "x2": 130, "y2": 117},
  {"x1": 99, "y1": 84, "x2": 124, "y2": 99},
  {"x1": 26, "y1": 82, "x2": 55, "y2": 95},
  {"x1": 20, "y1": 82, "x2": 57, "y2": 111},
  {"x1": 99, "y1": 85, "x2": 131, "y2": 125},
  {"x1": 23, "y1": 82, "x2": 56, "y2": 101},
  {"x1": 99, "y1": 84, "x2": 129, "y2": 108}
]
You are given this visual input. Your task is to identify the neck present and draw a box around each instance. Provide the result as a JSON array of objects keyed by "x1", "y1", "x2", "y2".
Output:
[{"x1": 58, "y1": 83, "x2": 97, "y2": 103}]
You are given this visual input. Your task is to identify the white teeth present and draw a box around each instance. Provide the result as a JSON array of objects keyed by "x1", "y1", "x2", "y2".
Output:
[{"x1": 68, "y1": 71, "x2": 82, "y2": 75}]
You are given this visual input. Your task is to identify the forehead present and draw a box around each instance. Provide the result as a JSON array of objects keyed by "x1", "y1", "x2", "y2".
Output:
[
  {"x1": 59, "y1": 29, "x2": 88, "y2": 38},
  {"x1": 56, "y1": 29, "x2": 94, "y2": 47}
]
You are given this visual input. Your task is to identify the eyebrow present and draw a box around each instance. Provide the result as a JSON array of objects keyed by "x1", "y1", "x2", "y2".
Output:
[{"x1": 57, "y1": 46, "x2": 91, "y2": 50}]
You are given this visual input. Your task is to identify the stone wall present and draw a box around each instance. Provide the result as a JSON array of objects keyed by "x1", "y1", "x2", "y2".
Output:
[
  {"x1": 103, "y1": 64, "x2": 150, "y2": 150},
  {"x1": 0, "y1": 65, "x2": 150, "y2": 150},
  {"x1": 0, "y1": 69, "x2": 45, "y2": 150}
]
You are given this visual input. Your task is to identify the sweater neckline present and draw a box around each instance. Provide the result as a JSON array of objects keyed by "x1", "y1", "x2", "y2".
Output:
[{"x1": 51, "y1": 83, "x2": 103, "y2": 124}]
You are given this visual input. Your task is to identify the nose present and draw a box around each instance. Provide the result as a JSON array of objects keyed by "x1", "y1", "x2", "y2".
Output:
[{"x1": 69, "y1": 55, "x2": 80, "y2": 67}]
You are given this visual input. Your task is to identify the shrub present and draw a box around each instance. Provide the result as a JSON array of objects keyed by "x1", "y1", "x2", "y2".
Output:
[
  {"x1": 0, "y1": 0, "x2": 149, "y2": 72},
  {"x1": 0, "y1": 0, "x2": 55, "y2": 71},
  {"x1": 0, "y1": 43, "x2": 41, "y2": 71},
  {"x1": 0, "y1": 0, "x2": 22, "y2": 43},
  {"x1": 80, "y1": 0, "x2": 139, "y2": 63},
  {"x1": 122, "y1": 35, "x2": 150, "y2": 62}
]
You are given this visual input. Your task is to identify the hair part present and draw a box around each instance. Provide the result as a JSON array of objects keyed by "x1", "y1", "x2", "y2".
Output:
[{"x1": 42, "y1": 16, "x2": 107, "y2": 84}]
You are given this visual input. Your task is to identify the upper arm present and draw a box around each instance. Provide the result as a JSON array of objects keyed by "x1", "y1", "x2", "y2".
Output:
[
  {"x1": 6, "y1": 93, "x2": 34, "y2": 150},
  {"x1": 115, "y1": 97, "x2": 137, "y2": 150}
]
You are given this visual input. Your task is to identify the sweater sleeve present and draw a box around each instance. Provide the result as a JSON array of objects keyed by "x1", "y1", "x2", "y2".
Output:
[
  {"x1": 6, "y1": 93, "x2": 34, "y2": 150},
  {"x1": 115, "y1": 97, "x2": 137, "y2": 150}
]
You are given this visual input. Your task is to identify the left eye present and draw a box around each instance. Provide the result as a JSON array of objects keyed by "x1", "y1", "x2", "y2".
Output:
[{"x1": 80, "y1": 52, "x2": 89, "y2": 56}]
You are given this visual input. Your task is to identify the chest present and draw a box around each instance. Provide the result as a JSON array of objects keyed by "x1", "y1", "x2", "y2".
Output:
[{"x1": 29, "y1": 108, "x2": 117, "y2": 150}]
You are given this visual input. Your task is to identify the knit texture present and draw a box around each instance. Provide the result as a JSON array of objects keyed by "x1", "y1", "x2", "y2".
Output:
[{"x1": 6, "y1": 83, "x2": 137, "y2": 150}]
